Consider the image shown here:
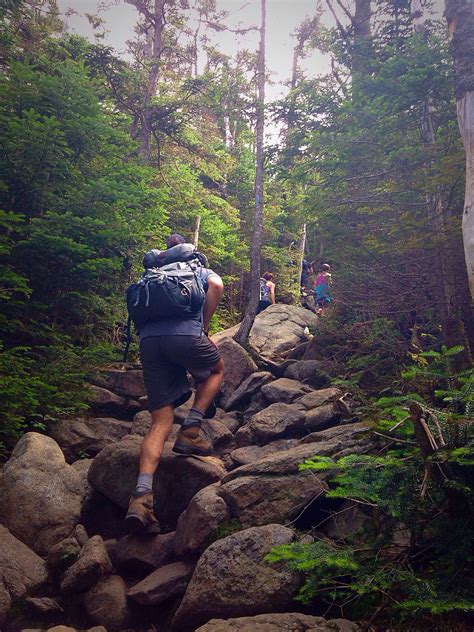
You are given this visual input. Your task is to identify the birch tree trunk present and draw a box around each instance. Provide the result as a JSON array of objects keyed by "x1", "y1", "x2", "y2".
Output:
[
  {"x1": 445, "y1": 0, "x2": 474, "y2": 298},
  {"x1": 234, "y1": 0, "x2": 266, "y2": 347}
]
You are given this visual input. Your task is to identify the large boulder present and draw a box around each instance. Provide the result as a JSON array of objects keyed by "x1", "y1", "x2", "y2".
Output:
[
  {"x1": 83, "y1": 575, "x2": 130, "y2": 631},
  {"x1": 218, "y1": 424, "x2": 373, "y2": 528},
  {"x1": 60, "y1": 535, "x2": 112, "y2": 593},
  {"x1": 235, "y1": 403, "x2": 306, "y2": 446},
  {"x1": 49, "y1": 417, "x2": 132, "y2": 462},
  {"x1": 172, "y1": 524, "x2": 299, "y2": 630},
  {"x1": 0, "y1": 525, "x2": 49, "y2": 625},
  {"x1": 0, "y1": 433, "x2": 84, "y2": 555},
  {"x1": 248, "y1": 304, "x2": 318, "y2": 360},
  {"x1": 216, "y1": 339, "x2": 257, "y2": 408},
  {"x1": 174, "y1": 483, "x2": 230, "y2": 556},
  {"x1": 218, "y1": 462, "x2": 327, "y2": 528},
  {"x1": 261, "y1": 378, "x2": 311, "y2": 404},
  {"x1": 223, "y1": 372, "x2": 273, "y2": 412},
  {"x1": 196, "y1": 614, "x2": 362, "y2": 631},
  {"x1": 128, "y1": 561, "x2": 194, "y2": 606},
  {"x1": 88, "y1": 436, "x2": 226, "y2": 530}
]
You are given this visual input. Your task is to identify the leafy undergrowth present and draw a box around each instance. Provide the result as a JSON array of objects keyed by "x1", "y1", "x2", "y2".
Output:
[{"x1": 268, "y1": 344, "x2": 474, "y2": 631}]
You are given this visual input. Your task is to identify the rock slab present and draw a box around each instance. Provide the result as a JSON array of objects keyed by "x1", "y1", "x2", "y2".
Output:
[
  {"x1": 0, "y1": 525, "x2": 48, "y2": 625},
  {"x1": 128, "y1": 561, "x2": 194, "y2": 605},
  {"x1": 172, "y1": 524, "x2": 299, "y2": 630},
  {"x1": 196, "y1": 614, "x2": 362, "y2": 631}
]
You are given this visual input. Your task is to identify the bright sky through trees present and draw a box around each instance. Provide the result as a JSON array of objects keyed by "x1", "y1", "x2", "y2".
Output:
[{"x1": 57, "y1": 0, "x2": 328, "y2": 102}]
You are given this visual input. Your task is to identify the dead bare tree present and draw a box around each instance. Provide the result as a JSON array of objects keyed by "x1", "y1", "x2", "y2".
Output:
[{"x1": 234, "y1": 0, "x2": 266, "y2": 347}]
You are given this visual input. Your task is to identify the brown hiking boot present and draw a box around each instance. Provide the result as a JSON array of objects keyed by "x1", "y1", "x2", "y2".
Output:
[
  {"x1": 172, "y1": 425, "x2": 213, "y2": 457},
  {"x1": 124, "y1": 491, "x2": 160, "y2": 535}
]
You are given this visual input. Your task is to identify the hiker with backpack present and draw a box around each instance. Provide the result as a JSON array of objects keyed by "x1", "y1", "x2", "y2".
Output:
[
  {"x1": 314, "y1": 263, "x2": 332, "y2": 314},
  {"x1": 257, "y1": 271, "x2": 276, "y2": 314},
  {"x1": 124, "y1": 233, "x2": 224, "y2": 534}
]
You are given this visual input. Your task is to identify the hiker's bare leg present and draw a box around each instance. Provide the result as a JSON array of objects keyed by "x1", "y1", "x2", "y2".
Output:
[
  {"x1": 193, "y1": 358, "x2": 224, "y2": 413},
  {"x1": 139, "y1": 404, "x2": 174, "y2": 474},
  {"x1": 202, "y1": 276, "x2": 224, "y2": 332}
]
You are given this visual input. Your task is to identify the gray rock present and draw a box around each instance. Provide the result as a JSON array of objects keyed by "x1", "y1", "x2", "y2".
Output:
[
  {"x1": 226, "y1": 423, "x2": 372, "y2": 481},
  {"x1": 0, "y1": 525, "x2": 48, "y2": 625},
  {"x1": 83, "y1": 575, "x2": 130, "y2": 631},
  {"x1": 223, "y1": 372, "x2": 273, "y2": 412},
  {"x1": 196, "y1": 613, "x2": 362, "y2": 631},
  {"x1": 323, "y1": 501, "x2": 369, "y2": 541},
  {"x1": 60, "y1": 535, "x2": 112, "y2": 593},
  {"x1": 210, "y1": 324, "x2": 240, "y2": 346},
  {"x1": 217, "y1": 339, "x2": 257, "y2": 407},
  {"x1": 213, "y1": 410, "x2": 241, "y2": 433},
  {"x1": 284, "y1": 360, "x2": 331, "y2": 388},
  {"x1": 217, "y1": 424, "x2": 373, "y2": 528},
  {"x1": 297, "y1": 422, "x2": 372, "y2": 452},
  {"x1": 128, "y1": 561, "x2": 194, "y2": 605},
  {"x1": 0, "y1": 433, "x2": 84, "y2": 555},
  {"x1": 73, "y1": 524, "x2": 89, "y2": 547},
  {"x1": 130, "y1": 410, "x2": 180, "y2": 442},
  {"x1": 261, "y1": 378, "x2": 310, "y2": 404},
  {"x1": 296, "y1": 387, "x2": 343, "y2": 410},
  {"x1": 242, "y1": 391, "x2": 269, "y2": 424},
  {"x1": 172, "y1": 524, "x2": 299, "y2": 630},
  {"x1": 303, "y1": 403, "x2": 342, "y2": 432},
  {"x1": 174, "y1": 483, "x2": 230, "y2": 555},
  {"x1": 114, "y1": 531, "x2": 175, "y2": 576},
  {"x1": 235, "y1": 403, "x2": 306, "y2": 446},
  {"x1": 249, "y1": 304, "x2": 318, "y2": 360},
  {"x1": 71, "y1": 459, "x2": 93, "y2": 503},
  {"x1": 88, "y1": 436, "x2": 226, "y2": 529},
  {"x1": 202, "y1": 419, "x2": 235, "y2": 455},
  {"x1": 218, "y1": 471, "x2": 327, "y2": 528},
  {"x1": 228, "y1": 439, "x2": 300, "y2": 469},
  {"x1": 26, "y1": 597, "x2": 63, "y2": 614},
  {"x1": 49, "y1": 417, "x2": 132, "y2": 462},
  {"x1": 86, "y1": 385, "x2": 126, "y2": 417},
  {"x1": 47, "y1": 537, "x2": 81, "y2": 570},
  {"x1": 94, "y1": 368, "x2": 146, "y2": 398},
  {"x1": 130, "y1": 410, "x2": 152, "y2": 435}
]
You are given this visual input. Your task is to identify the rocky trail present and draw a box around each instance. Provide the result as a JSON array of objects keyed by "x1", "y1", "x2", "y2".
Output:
[{"x1": 0, "y1": 305, "x2": 374, "y2": 632}]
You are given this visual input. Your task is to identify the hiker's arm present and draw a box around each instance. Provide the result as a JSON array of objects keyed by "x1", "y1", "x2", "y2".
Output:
[
  {"x1": 269, "y1": 282, "x2": 276, "y2": 304},
  {"x1": 203, "y1": 274, "x2": 224, "y2": 333}
]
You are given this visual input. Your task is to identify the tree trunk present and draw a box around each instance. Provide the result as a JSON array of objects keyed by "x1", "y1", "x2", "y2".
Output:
[
  {"x1": 127, "y1": 0, "x2": 167, "y2": 161},
  {"x1": 351, "y1": 0, "x2": 371, "y2": 100},
  {"x1": 234, "y1": 0, "x2": 266, "y2": 347},
  {"x1": 445, "y1": 0, "x2": 474, "y2": 299},
  {"x1": 193, "y1": 215, "x2": 201, "y2": 247},
  {"x1": 298, "y1": 223, "x2": 306, "y2": 290}
]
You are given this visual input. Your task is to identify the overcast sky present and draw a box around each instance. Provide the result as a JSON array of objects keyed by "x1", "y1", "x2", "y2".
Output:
[
  {"x1": 56, "y1": 0, "x2": 445, "y2": 131},
  {"x1": 57, "y1": 0, "x2": 329, "y2": 103}
]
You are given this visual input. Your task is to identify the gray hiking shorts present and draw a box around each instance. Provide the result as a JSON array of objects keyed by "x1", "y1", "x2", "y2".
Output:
[{"x1": 140, "y1": 334, "x2": 221, "y2": 412}]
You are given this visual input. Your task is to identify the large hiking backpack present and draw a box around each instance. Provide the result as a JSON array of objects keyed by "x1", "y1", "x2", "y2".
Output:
[{"x1": 123, "y1": 244, "x2": 207, "y2": 360}]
